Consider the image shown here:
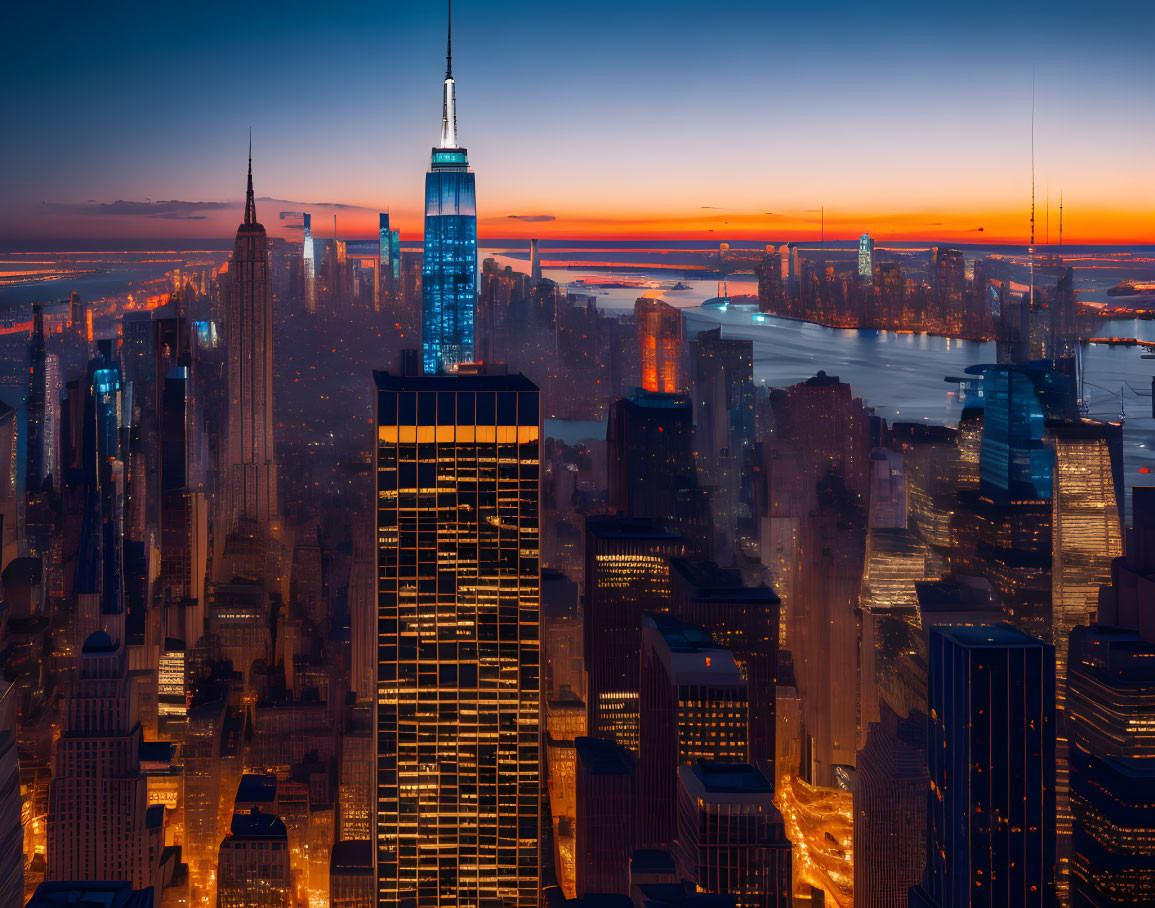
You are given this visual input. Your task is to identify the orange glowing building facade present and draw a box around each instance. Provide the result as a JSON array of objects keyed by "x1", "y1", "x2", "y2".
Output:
[{"x1": 635, "y1": 298, "x2": 683, "y2": 393}]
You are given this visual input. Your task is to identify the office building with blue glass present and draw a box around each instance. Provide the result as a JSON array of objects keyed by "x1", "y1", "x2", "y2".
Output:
[
  {"x1": 422, "y1": 7, "x2": 477, "y2": 373},
  {"x1": 921, "y1": 624, "x2": 1056, "y2": 908}
]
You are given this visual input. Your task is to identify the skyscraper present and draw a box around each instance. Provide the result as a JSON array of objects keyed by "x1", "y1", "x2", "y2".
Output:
[
  {"x1": 675, "y1": 761, "x2": 792, "y2": 908},
  {"x1": 853, "y1": 705, "x2": 928, "y2": 908},
  {"x1": 584, "y1": 516, "x2": 684, "y2": 749},
  {"x1": 1050, "y1": 419, "x2": 1123, "y2": 684},
  {"x1": 47, "y1": 632, "x2": 162, "y2": 891},
  {"x1": 422, "y1": 3, "x2": 477, "y2": 373},
  {"x1": 639, "y1": 614, "x2": 748, "y2": 847},
  {"x1": 379, "y1": 212, "x2": 396, "y2": 302},
  {"x1": 635, "y1": 298, "x2": 683, "y2": 394},
  {"x1": 0, "y1": 683, "x2": 21, "y2": 906},
  {"x1": 224, "y1": 144, "x2": 278, "y2": 526},
  {"x1": 1067, "y1": 624, "x2": 1155, "y2": 906},
  {"x1": 607, "y1": 389, "x2": 708, "y2": 550},
  {"x1": 692, "y1": 327, "x2": 756, "y2": 558},
  {"x1": 374, "y1": 367, "x2": 541, "y2": 907},
  {"x1": 1066, "y1": 486, "x2": 1155, "y2": 906},
  {"x1": 920, "y1": 624, "x2": 1056, "y2": 908},
  {"x1": 216, "y1": 808, "x2": 292, "y2": 908},
  {"x1": 25, "y1": 301, "x2": 46, "y2": 493},
  {"x1": 575, "y1": 737, "x2": 638, "y2": 897},
  {"x1": 667, "y1": 559, "x2": 779, "y2": 778},
  {"x1": 858, "y1": 233, "x2": 874, "y2": 279},
  {"x1": 303, "y1": 212, "x2": 316, "y2": 314},
  {"x1": 1049, "y1": 418, "x2": 1123, "y2": 898}
]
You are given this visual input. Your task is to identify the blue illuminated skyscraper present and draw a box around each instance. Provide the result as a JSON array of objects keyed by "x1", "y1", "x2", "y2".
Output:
[
  {"x1": 378, "y1": 213, "x2": 396, "y2": 302},
  {"x1": 422, "y1": 1, "x2": 477, "y2": 373}
]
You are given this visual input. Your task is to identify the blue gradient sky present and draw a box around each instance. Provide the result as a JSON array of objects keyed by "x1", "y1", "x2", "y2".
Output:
[{"x1": 2, "y1": 0, "x2": 1152, "y2": 245}]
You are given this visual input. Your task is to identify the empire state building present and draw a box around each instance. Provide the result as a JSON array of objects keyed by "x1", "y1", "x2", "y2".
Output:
[
  {"x1": 224, "y1": 147, "x2": 278, "y2": 526},
  {"x1": 421, "y1": 1, "x2": 477, "y2": 374}
]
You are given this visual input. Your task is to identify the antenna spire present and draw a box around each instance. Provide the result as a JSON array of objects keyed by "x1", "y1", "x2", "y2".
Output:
[
  {"x1": 244, "y1": 128, "x2": 256, "y2": 226},
  {"x1": 438, "y1": 0, "x2": 459, "y2": 148},
  {"x1": 1029, "y1": 72, "x2": 1035, "y2": 312},
  {"x1": 1059, "y1": 191, "x2": 1064, "y2": 247}
]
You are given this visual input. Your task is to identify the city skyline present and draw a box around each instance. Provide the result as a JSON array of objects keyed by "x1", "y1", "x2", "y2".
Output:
[
  {"x1": 5, "y1": 1, "x2": 1155, "y2": 906},
  {"x1": 2, "y1": 0, "x2": 1153, "y2": 247}
]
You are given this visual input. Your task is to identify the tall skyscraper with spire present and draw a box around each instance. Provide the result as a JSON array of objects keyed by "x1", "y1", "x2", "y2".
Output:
[
  {"x1": 224, "y1": 142, "x2": 278, "y2": 526},
  {"x1": 422, "y1": 0, "x2": 477, "y2": 374}
]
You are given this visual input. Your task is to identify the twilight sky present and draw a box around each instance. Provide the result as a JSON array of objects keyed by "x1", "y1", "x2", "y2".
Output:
[{"x1": 1, "y1": 0, "x2": 1152, "y2": 247}]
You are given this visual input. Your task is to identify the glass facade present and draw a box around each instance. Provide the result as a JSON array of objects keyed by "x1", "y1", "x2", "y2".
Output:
[
  {"x1": 1068, "y1": 624, "x2": 1155, "y2": 906},
  {"x1": 303, "y1": 212, "x2": 315, "y2": 314},
  {"x1": 374, "y1": 372, "x2": 540, "y2": 907},
  {"x1": 422, "y1": 149, "x2": 477, "y2": 374},
  {"x1": 926, "y1": 626, "x2": 1056, "y2": 908},
  {"x1": 858, "y1": 233, "x2": 873, "y2": 278},
  {"x1": 379, "y1": 213, "x2": 400, "y2": 302},
  {"x1": 979, "y1": 362, "x2": 1067, "y2": 501}
]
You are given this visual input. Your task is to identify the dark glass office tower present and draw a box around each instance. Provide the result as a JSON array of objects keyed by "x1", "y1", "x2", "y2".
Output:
[
  {"x1": 422, "y1": 5, "x2": 477, "y2": 374},
  {"x1": 25, "y1": 302, "x2": 46, "y2": 493},
  {"x1": 921, "y1": 624, "x2": 1056, "y2": 908},
  {"x1": 575, "y1": 737, "x2": 638, "y2": 897},
  {"x1": 374, "y1": 368, "x2": 541, "y2": 907}
]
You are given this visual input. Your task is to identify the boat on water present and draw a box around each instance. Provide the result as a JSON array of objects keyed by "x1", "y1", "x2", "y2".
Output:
[
  {"x1": 700, "y1": 280, "x2": 759, "y2": 311},
  {"x1": 1108, "y1": 280, "x2": 1155, "y2": 302}
]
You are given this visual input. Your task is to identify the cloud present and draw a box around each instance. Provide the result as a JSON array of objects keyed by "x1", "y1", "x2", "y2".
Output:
[
  {"x1": 258, "y1": 197, "x2": 376, "y2": 212},
  {"x1": 42, "y1": 199, "x2": 231, "y2": 218},
  {"x1": 506, "y1": 214, "x2": 556, "y2": 223}
]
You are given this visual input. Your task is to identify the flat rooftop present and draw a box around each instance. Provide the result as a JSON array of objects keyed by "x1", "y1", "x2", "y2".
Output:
[
  {"x1": 670, "y1": 559, "x2": 778, "y2": 603},
  {"x1": 932, "y1": 623, "x2": 1045, "y2": 649},
  {"x1": 691, "y1": 760, "x2": 771, "y2": 794},
  {"x1": 575, "y1": 737, "x2": 635, "y2": 775},
  {"x1": 586, "y1": 515, "x2": 680, "y2": 541},
  {"x1": 374, "y1": 370, "x2": 537, "y2": 393}
]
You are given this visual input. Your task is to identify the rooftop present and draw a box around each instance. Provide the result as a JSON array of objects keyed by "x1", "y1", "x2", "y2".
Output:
[
  {"x1": 27, "y1": 882, "x2": 153, "y2": 908},
  {"x1": 229, "y1": 806, "x2": 287, "y2": 839},
  {"x1": 932, "y1": 622, "x2": 1045, "y2": 649},
  {"x1": 374, "y1": 369, "x2": 537, "y2": 393},
  {"x1": 669, "y1": 559, "x2": 778, "y2": 603},
  {"x1": 575, "y1": 737, "x2": 636, "y2": 775},
  {"x1": 331, "y1": 839, "x2": 373, "y2": 872},
  {"x1": 804, "y1": 369, "x2": 841, "y2": 386},
  {"x1": 690, "y1": 760, "x2": 771, "y2": 794},
  {"x1": 81, "y1": 630, "x2": 117, "y2": 654},
  {"x1": 645, "y1": 613, "x2": 715, "y2": 653},
  {"x1": 585, "y1": 515, "x2": 680, "y2": 541},
  {"x1": 2, "y1": 555, "x2": 42, "y2": 587},
  {"x1": 625, "y1": 388, "x2": 693, "y2": 409},
  {"x1": 139, "y1": 741, "x2": 176, "y2": 765},
  {"x1": 235, "y1": 773, "x2": 277, "y2": 804},
  {"x1": 630, "y1": 848, "x2": 677, "y2": 876},
  {"x1": 916, "y1": 576, "x2": 1000, "y2": 613}
]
